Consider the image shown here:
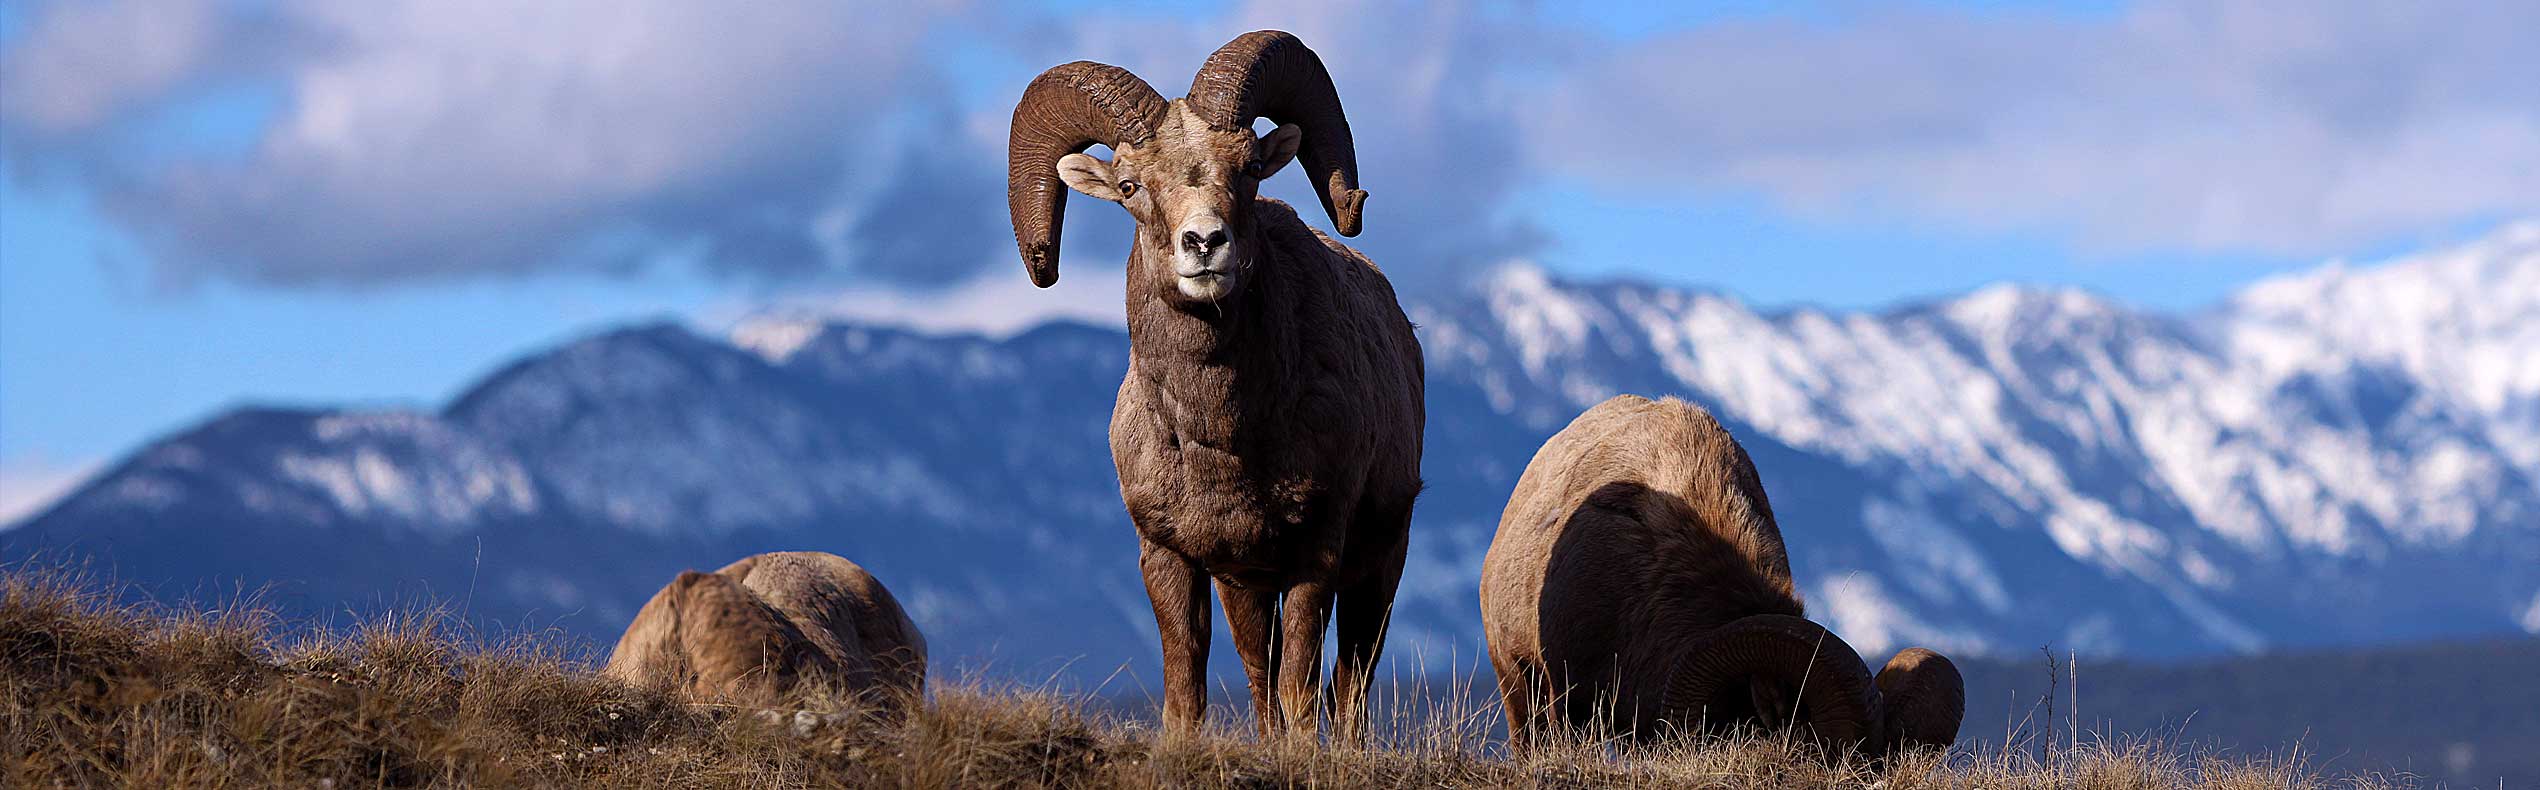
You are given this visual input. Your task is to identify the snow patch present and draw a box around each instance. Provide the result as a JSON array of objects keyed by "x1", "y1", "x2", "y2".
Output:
[
  {"x1": 1812, "y1": 574, "x2": 1993, "y2": 658},
  {"x1": 1484, "y1": 262, "x2": 1599, "y2": 378},
  {"x1": 732, "y1": 318, "x2": 825, "y2": 363},
  {"x1": 732, "y1": 265, "x2": 1125, "y2": 343},
  {"x1": 1862, "y1": 497, "x2": 2012, "y2": 614}
]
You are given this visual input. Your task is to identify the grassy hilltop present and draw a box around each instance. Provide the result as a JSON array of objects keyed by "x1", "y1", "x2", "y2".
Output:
[{"x1": 0, "y1": 569, "x2": 2425, "y2": 789}]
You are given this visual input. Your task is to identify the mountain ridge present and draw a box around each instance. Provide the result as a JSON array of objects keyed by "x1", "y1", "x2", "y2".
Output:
[{"x1": 10, "y1": 223, "x2": 2536, "y2": 682}]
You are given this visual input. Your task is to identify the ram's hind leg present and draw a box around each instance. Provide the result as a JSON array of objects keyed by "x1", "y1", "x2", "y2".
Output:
[
  {"x1": 1492, "y1": 653, "x2": 1542, "y2": 754},
  {"x1": 1275, "y1": 581, "x2": 1335, "y2": 738},
  {"x1": 1329, "y1": 535, "x2": 1407, "y2": 744},
  {"x1": 1217, "y1": 579, "x2": 1282, "y2": 738}
]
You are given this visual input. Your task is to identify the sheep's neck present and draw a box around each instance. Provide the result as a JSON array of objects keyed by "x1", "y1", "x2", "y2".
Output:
[{"x1": 1123, "y1": 260, "x2": 1294, "y2": 447}]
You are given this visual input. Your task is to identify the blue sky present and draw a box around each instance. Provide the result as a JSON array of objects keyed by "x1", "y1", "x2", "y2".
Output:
[{"x1": 3, "y1": 0, "x2": 2535, "y2": 519}]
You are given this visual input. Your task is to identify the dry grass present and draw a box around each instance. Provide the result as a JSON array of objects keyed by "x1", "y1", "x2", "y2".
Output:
[{"x1": 2, "y1": 569, "x2": 2415, "y2": 789}]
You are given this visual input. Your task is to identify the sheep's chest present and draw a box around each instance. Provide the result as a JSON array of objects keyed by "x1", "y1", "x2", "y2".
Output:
[{"x1": 1111, "y1": 404, "x2": 1344, "y2": 577}]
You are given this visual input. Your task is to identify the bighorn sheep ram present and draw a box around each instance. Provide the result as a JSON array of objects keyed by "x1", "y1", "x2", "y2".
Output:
[
  {"x1": 1006, "y1": 30, "x2": 1423, "y2": 739},
  {"x1": 604, "y1": 552, "x2": 926, "y2": 707},
  {"x1": 1480, "y1": 395, "x2": 1962, "y2": 756}
]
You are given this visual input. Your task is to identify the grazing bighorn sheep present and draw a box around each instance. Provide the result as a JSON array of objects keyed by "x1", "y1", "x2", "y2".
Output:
[
  {"x1": 604, "y1": 552, "x2": 926, "y2": 707},
  {"x1": 1006, "y1": 30, "x2": 1423, "y2": 740},
  {"x1": 1480, "y1": 395, "x2": 1962, "y2": 756}
]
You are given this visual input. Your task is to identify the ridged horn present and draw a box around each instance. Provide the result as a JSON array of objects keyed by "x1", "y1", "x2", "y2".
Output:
[
  {"x1": 1661, "y1": 614, "x2": 1880, "y2": 751},
  {"x1": 1875, "y1": 647, "x2": 1965, "y2": 753},
  {"x1": 1185, "y1": 30, "x2": 1367, "y2": 237},
  {"x1": 1006, "y1": 62, "x2": 1169, "y2": 287}
]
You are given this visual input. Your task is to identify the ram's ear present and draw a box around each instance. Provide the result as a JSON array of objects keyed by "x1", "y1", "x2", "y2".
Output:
[
  {"x1": 1056, "y1": 153, "x2": 1125, "y2": 201},
  {"x1": 1252, "y1": 123, "x2": 1302, "y2": 180}
]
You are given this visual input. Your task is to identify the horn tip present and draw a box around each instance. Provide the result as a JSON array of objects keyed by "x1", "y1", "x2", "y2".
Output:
[
  {"x1": 1335, "y1": 189, "x2": 1367, "y2": 236},
  {"x1": 1021, "y1": 244, "x2": 1060, "y2": 287}
]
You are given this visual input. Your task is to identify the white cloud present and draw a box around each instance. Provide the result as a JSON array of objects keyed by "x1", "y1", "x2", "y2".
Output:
[
  {"x1": 730, "y1": 262, "x2": 1126, "y2": 348},
  {"x1": 4, "y1": 0, "x2": 1552, "y2": 290},
  {"x1": 6, "y1": 0, "x2": 977, "y2": 286},
  {"x1": 0, "y1": 0, "x2": 222, "y2": 135},
  {"x1": 1527, "y1": 0, "x2": 2540, "y2": 257},
  {"x1": 9, "y1": 0, "x2": 2531, "y2": 292}
]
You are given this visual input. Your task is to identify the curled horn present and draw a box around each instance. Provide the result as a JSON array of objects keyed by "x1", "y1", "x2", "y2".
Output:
[
  {"x1": 1874, "y1": 647, "x2": 1965, "y2": 753},
  {"x1": 1185, "y1": 30, "x2": 1368, "y2": 237},
  {"x1": 1662, "y1": 614, "x2": 1880, "y2": 752},
  {"x1": 1006, "y1": 62, "x2": 1169, "y2": 287}
]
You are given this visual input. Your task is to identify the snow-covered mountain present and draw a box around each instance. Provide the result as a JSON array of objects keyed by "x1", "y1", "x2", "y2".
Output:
[{"x1": 10, "y1": 222, "x2": 2537, "y2": 682}]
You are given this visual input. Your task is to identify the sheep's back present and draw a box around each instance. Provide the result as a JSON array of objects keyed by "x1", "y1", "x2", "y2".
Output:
[
  {"x1": 719, "y1": 551, "x2": 929, "y2": 696},
  {"x1": 1254, "y1": 197, "x2": 1425, "y2": 475},
  {"x1": 602, "y1": 569, "x2": 828, "y2": 702},
  {"x1": 1483, "y1": 395, "x2": 1803, "y2": 722}
]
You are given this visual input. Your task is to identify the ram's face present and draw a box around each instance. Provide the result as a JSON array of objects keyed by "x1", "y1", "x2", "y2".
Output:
[{"x1": 1056, "y1": 104, "x2": 1303, "y2": 307}]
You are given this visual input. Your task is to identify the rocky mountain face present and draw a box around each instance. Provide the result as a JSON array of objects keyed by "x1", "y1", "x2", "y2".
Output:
[{"x1": 11, "y1": 222, "x2": 2537, "y2": 683}]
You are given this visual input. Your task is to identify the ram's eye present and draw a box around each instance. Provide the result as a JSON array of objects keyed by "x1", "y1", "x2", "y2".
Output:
[
  {"x1": 1243, "y1": 161, "x2": 1266, "y2": 178},
  {"x1": 1117, "y1": 179, "x2": 1140, "y2": 197}
]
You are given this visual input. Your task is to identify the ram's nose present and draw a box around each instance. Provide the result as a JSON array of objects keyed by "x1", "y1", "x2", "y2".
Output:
[{"x1": 1180, "y1": 227, "x2": 1228, "y2": 256}]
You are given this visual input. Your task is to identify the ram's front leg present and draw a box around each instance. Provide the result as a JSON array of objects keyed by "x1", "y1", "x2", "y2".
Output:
[
  {"x1": 1217, "y1": 579, "x2": 1283, "y2": 737},
  {"x1": 1140, "y1": 538, "x2": 1212, "y2": 737}
]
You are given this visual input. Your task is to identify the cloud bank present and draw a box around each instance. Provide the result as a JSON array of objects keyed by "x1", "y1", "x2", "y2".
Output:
[
  {"x1": 4, "y1": 0, "x2": 2534, "y2": 291},
  {"x1": 1527, "y1": 0, "x2": 2540, "y2": 256},
  {"x1": 5, "y1": 0, "x2": 977, "y2": 286}
]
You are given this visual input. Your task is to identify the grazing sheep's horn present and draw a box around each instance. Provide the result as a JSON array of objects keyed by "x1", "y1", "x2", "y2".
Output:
[
  {"x1": 1185, "y1": 30, "x2": 1368, "y2": 237},
  {"x1": 1007, "y1": 61, "x2": 1169, "y2": 287},
  {"x1": 1875, "y1": 647, "x2": 1965, "y2": 753},
  {"x1": 1662, "y1": 614, "x2": 1880, "y2": 750}
]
